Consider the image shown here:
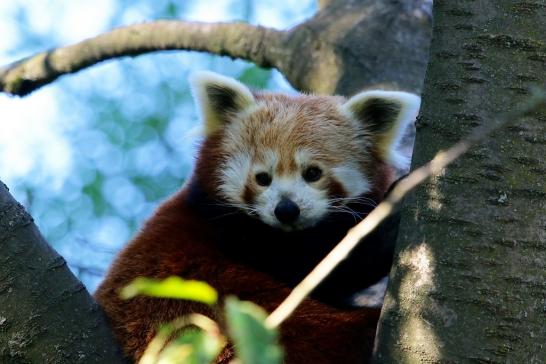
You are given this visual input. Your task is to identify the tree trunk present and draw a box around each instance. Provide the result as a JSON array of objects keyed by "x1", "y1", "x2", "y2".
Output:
[
  {"x1": 375, "y1": 0, "x2": 546, "y2": 362},
  {"x1": 0, "y1": 1, "x2": 432, "y2": 362},
  {"x1": 0, "y1": 182, "x2": 127, "y2": 364}
]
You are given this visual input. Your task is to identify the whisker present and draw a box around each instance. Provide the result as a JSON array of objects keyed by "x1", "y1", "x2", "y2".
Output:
[
  {"x1": 327, "y1": 205, "x2": 363, "y2": 223},
  {"x1": 208, "y1": 211, "x2": 244, "y2": 221},
  {"x1": 329, "y1": 196, "x2": 378, "y2": 208}
]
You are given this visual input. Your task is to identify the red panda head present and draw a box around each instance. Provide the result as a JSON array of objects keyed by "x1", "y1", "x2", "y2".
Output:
[{"x1": 190, "y1": 71, "x2": 420, "y2": 231}]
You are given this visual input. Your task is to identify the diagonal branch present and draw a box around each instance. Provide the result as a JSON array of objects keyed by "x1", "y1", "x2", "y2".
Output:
[
  {"x1": 265, "y1": 89, "x2": 546, "y2": 329},
  {"x1": 0, "y1": 20, "x2": 284, "y2": 96}
]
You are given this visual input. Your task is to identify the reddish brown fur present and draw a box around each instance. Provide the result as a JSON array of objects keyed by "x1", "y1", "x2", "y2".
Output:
[
  {"x1": 327, "y1": 179, "x2": 348, "y2": 200},
  {"x1": 95, "y1": 90, "x2": 399, "y2": 363},
  {"x1": 95, "y1": 187, "x2": 380, "y2": 363}
]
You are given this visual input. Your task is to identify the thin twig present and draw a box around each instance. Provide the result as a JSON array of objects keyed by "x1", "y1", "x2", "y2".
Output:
[{"x1": 265, "y1": 89, "x2": 546, "y2": 328}]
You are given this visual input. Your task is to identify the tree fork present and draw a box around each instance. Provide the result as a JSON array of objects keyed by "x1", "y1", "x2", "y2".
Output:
[{"x1": 0, "y1": 0, "x2": 431, "y2": 97}]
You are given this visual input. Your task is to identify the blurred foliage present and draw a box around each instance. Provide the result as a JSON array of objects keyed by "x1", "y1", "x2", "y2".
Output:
[
  {"x1": 124, "y1": 277, "x2": 283, "y2": 364},
  {"x1": 1, "y1": 0, "x2": 315, "y2": 291},
  {"x1": 225, "y1": 297, "x2": 284, "y2": 364},
  {"x1": 121, "y1": 277, "x2": 218, "y2": 304},
  {"x1": 139, "y1": 314, "x2": 225, "y2": 364},
  {"x1": 239, "y1": 66, "x2": 273, "y2": 89},
  {"x1": 155, "y1": 328, "x2": 224, "y2": 364}
]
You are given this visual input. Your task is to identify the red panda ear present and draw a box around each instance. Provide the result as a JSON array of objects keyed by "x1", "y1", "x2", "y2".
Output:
[
  {"x1": 190, "y1": 71, "x2": 256, "y2": 136},
  {"x1": 341, "y1": 90, "x2": 421, "y2": 169}
]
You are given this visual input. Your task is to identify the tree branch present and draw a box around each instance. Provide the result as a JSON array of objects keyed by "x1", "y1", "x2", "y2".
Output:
[
  {"x1": 0, "y1": 20, "x2": 284, "y2": 96},
  {"x1": 0, "y1": 181, "x2": 127, "y2": 363},
  {"x1": 0, "y1": 1, "x2": 431, "y2": 97}
]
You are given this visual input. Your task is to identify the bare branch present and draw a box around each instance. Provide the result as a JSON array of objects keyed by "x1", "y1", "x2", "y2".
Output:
[
  {"x1": 265, "y1": 89, "x2": 546, "y2": 329},
  {"x1": 0, "y1": 20, "x2": 284, "y2": 96}
]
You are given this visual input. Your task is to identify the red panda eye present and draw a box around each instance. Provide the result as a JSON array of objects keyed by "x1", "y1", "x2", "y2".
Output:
[
  {"x1": 303, "y1": 166, "x2": 322, "y2": 183},
  {"x1": 255, "y1": 172, "x2": 272, "y2": 186}
]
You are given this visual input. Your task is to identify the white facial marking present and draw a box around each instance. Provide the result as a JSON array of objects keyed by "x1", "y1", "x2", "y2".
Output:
[
  {"x1": 220, "y1": 148, "x2": 368, "y2": 231},
  {"x1": 258, "y1": 148, "x2": 330, "y2": 229},
  {"x1": 331, "y1": 165, "x2": 370, "y2": 197},
  {"x1": 259, "y1": 149, "x2": 278, "y2": 171},
  {"x1": 219, "y1": 152, "x2": 251, "y2": 203},
  {"x1": 255, "y1": 175, "x2": 328, "y2": 230},
  {"x1": 294, "y1": 149, "x2": 314, "y2": 166}
]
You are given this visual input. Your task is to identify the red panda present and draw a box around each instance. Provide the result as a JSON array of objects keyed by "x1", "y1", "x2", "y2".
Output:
[{"x1": 94, "y1": 71, "x2": 420, "y2": 363}]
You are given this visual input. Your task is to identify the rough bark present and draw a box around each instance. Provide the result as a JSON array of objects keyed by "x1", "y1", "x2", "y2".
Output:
[
  {"x1": 375, "y1": 0, "x2": 546, "y2": 363},
  {"x1": 0, "y1": 0, "x2": 431, "y2": 97},
  {"x1": 281, "y1": 0, "x2": 431, "y2": 95},
  {"x1": 0, "y1": 1, "x2": 433, "y2": 362},
  {"x1": 0, "y1": 181, "x2": 127, "y2": 364}
]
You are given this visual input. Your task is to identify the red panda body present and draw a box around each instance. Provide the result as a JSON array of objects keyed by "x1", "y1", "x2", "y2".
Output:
[{"x1": 95, "y1": 72, "x2": 420, "y2": 363}]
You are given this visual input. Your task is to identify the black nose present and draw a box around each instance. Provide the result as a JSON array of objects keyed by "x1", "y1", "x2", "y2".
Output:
[{"x1": 274, "y1": 198, "x2": 300, "y2": 224}]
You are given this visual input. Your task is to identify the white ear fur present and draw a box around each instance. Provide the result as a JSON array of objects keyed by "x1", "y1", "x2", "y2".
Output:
[
  {"x1": 189, "y1": 71, "x2": 256, "y2": 136},
  {"x1": 341, "y1": 90, "x2": 421, "y2": 170}
]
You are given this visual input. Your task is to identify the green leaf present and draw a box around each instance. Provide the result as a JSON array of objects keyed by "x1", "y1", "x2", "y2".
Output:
[
  {"x1": 139, "y1": 315, "x2": 225, "y2": 364},
  {"x1": 120, "y1": 276, "x2": 218, "y2": 305},
  {"x1": 156, "y1": 329, "x2": 223, "y2": 364},
  {"x1": 225, "y1": 297, "x2": 283, "y2": 364},
  {"x1": 238, "y1": 66, "x2": 272, "y2": 89}
]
